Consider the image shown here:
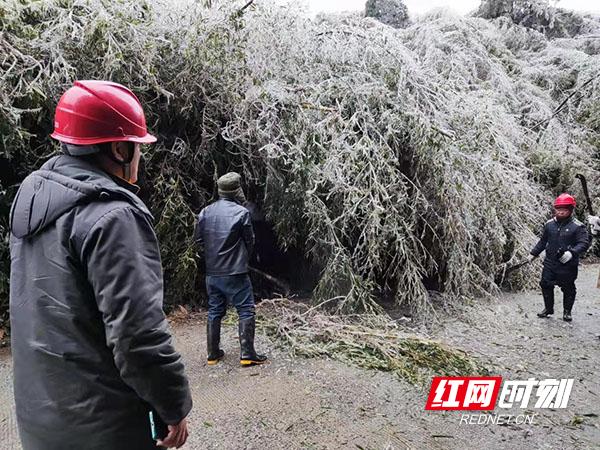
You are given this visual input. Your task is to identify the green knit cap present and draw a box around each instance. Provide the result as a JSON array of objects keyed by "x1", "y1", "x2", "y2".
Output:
[
  {"x1": 217, "y1": 172, "x2": 246, "y2": 203},
  {"x1": 217, "y1": 172, "x2": 241, "y2": 193}
]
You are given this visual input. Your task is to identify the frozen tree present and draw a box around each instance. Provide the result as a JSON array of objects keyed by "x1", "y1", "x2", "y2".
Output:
[
  {"x1": 1, "y1": 0, "x2": 599, "y2": 318},
  {"x1": 476, "y1": 0, "x2": 599, "y2": 38},
  {"x1": 365, "y1": 0, "x2": 410, "y2": 28}
]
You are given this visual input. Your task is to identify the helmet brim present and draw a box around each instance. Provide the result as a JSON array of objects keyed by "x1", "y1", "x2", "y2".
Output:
[
  {"x1": 126, "y1": 133, "x2": 157, "y2": 144},
  {"x1": 51, "y1": 132, "x2": 157, "y2": 145}
]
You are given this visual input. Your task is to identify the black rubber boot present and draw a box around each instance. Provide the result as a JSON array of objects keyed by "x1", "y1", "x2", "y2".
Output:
[
  {"x1": 562, "y1": 286, "x2": 576, "y2": 322},
  {"x1": 537, "y1": 288, "x2": 555, "y2": 318},
  {"x1": 207, "y1": 319, "x2": 225, "y2": 365},
  {"x1": 239, "y1": 317, "x2": 267, "y2": 366}
]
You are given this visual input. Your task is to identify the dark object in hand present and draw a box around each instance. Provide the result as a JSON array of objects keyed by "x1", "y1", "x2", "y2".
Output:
[{"x1": 149, "y1": 410, "x2": 169, "y2": 441}]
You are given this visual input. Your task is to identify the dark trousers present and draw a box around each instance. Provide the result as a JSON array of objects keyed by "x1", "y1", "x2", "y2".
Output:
[
  {"x1": 206, "y1": 274, "x2": 255, "y2": 322},
  {"x1": 539, "y1": 264, "x2": 577, "y2": 313},
  {"x1": 18, "y1": 415, "x2": 164, "y2": 450}
]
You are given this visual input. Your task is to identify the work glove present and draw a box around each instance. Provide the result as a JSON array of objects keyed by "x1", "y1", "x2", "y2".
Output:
[
  {"x1": 587, "y1": 215, "x2": 600, "y2": 236},
  {"x1": 526, "y1": 254, "x2": 537, "y2": 263},
  {"x1": 559, "y1": 251, "x2": 573, "y2": 264}
]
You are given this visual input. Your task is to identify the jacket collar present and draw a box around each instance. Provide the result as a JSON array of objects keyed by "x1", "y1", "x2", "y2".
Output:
[{"x1": 42, "y1": 154, "x2": 152, "y2": 219}]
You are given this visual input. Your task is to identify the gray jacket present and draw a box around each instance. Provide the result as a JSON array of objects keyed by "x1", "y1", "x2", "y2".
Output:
[
  {"x1": 194, "y1": 199, "x2": 255, "y2": 276},
  {"x1": 9, "y1": 155, "x2": 192, "y2": 450}
]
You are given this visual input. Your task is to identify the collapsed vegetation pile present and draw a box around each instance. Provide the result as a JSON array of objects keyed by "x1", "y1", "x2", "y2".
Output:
[
  {"x1": 1, "y1": 0, "x2": 599, "y2": 333},
  {"x1": 255, "y1": 299, "x2": 489, "y2": 384}
]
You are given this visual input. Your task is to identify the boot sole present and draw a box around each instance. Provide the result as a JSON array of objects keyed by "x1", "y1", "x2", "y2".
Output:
[
  {"x1": 240, "y1": 359, "x2": 268, "y2": 366},
  {"x1": 207, "y1": 354, "x2": 225, "y2": 365}
]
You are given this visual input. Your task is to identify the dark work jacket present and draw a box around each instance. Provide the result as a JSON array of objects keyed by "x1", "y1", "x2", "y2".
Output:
[
  {"x1": 9, "y1": 155, "x2": 192, "y2": 450},
  {"x1": 194, "y1": 199, "x2": 255, "y2": 276},
  {"x1": 530, "y1": 216, "x2": 590, "y2": 270}
]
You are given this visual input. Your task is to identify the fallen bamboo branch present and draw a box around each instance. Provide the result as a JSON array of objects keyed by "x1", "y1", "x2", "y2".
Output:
[{"x1": 249, "y1": 266, "x2": 291, "y2": 296}]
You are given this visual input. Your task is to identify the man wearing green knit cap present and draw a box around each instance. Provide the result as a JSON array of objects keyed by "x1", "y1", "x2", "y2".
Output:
[
  {"x1": 194, "y1": 172, "x2": 267, "y2": 366},
  {"x1": 217, "y1": 172, "x2": 246, "y2": 204}
]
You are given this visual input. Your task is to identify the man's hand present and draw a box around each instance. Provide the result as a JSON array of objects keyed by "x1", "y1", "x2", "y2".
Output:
[
  {"x1": 527, "y1": 254, "x2": 537, "y2": 263},
  {"x1": 588, "y1": 215, "x2": 600, "y2": 236},
  {"x1": 559, "y1": 251, "x2": 573, "y2": 264},
  {"x1": 157, "y1": 418, "x2": 189, "y2": 449}
]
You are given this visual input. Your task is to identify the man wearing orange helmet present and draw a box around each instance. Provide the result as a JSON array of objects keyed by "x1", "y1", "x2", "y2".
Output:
[
  {"x1": 9, "y1": 81, "x2": 192, "y2": 449},
  {"x1": 528, "y1": 193, "x2": 590, "y2": 322}
]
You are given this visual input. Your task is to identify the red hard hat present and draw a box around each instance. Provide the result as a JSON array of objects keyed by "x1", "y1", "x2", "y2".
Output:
[
  {"x1": 554, "y1": 193, "x2": 576, "y2": 208},
  {"x1": 50, "y1": 80, "x2": 157, "y2": 146}
]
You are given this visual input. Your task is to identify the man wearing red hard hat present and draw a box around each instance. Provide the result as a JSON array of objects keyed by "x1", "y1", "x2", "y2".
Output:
[
  {"x1": 528, "y1": 193, "x2": 590, "y2": 322},
  {"x1": 9, "y1": 81, "x2": 192, "y2": 449}
]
